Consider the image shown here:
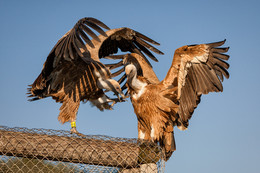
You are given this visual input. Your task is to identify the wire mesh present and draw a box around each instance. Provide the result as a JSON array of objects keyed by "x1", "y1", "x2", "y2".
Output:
[{"x1": 0, "y1": 126, "x2": 165, "y2": 173}]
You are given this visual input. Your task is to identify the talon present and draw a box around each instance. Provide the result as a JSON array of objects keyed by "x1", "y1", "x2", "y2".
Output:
[
  {"x1": 70, "y1": 127, "x2": 86, "y2": 137},
  {"x1": 76, "y1": 132, "x2": 86, "y2": 137},
  {"x1": 70, "y1": 127, "x2": 78, "y2": 134},
  {"x1": 124, "y1": 95, "x2": 129, "y2": 99},
  {"x1": 111, "y1": 100, "x2": 116, "y2": 107}
]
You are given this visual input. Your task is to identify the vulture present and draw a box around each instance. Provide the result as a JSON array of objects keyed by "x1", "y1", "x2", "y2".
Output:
[
  {"x1": 122, "y1": 40, "x2": 230, "y2": 160},
  {"x1": 28, "y1": 17, "x2": 163, "y2": 134}
]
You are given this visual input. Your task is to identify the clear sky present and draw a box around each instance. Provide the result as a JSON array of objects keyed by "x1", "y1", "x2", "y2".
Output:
[{"x1": 1, "y1": 0, "x2": 260, "y2": 172}]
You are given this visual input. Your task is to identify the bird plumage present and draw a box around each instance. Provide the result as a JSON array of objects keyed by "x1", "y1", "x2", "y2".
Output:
[
  {"x1": 28, "y1": 17, "x2": 163, "y2": 133},
  {"x1": 124, "y1": 40, "x2": 230, "y2": 160}
]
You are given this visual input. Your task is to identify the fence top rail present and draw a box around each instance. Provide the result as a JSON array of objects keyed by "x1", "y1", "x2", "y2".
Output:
[{"x1": 0, "y1": 125, "x2": 165, "y2": 173}]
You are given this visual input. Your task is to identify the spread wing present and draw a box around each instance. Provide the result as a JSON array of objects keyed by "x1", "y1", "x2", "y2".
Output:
[
  {"x1": 28, "y1": 17, "x2": 112, "y2": 102},
  {"x1": 162, "y1": 40, "x2": 230, "y2": 128},
  {"x1": 41, "y1": 17, "x2": 110, "y2": 78}
]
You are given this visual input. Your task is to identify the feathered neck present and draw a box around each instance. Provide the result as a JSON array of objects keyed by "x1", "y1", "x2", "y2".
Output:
[{"x1": 125, "y1": 64, "x2": 147, "y2": 92}]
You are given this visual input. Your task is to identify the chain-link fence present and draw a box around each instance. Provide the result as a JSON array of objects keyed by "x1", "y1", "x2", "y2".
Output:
[{"x1": 0, "y1": 126, "x2": 165, "y2": 173}]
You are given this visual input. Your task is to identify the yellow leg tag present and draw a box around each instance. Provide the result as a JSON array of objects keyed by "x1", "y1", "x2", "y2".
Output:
[{"x1": 71, "y1": 122, "x2": 76, "y2": 128}]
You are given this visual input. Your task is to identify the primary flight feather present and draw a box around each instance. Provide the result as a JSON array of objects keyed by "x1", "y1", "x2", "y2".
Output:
[{"x1": 28, "y1": 17, "x2": 163, "y2": 134}]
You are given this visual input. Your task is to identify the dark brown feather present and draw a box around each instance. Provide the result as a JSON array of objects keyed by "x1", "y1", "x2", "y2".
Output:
[
  {"x1": 211, "y1": 56, "x2": 230, "y2": 69},
  {"x1": 133, "y1": 39, "x2": 159, "y2": 62},
  {"x1": 111, "y1": 67, "x2": 125, "y2": 78},
  {"x1": 135, "y1": 37, "x2": 164, "y2": 55},
  {"x1": 72, "y1": 34, "x2": 84, "y2": 58},
  {"x1": 212, "y1": 47, "x2": 229, "y2": 53},
  {"x1": 207, "y1": 39, "x2": 226, "y2": 47},
  {"x1": 118, "y1": 74, "x2": 127, "y2": 84},
  {"x1": 105, "y1": 60, "x2": 123, "y2": 70},
  {"x1": 85, "y1": 17, "x2": 110, "y2": 30},
  {"x1": 78, "y1": 25, "x2": 95, "y2": 48},
  {"x1": 213, "y1": 52, "x2": 230, "y2": 61},
  {"x1": 215, "y1": 64, "x2": 230, "y2": 79},
  {"x1": 85, "y1": 20, "x2": 107, "y2": 37},
  {"x1": 135, "y1": 31, "x2": 160, "y2": 45},
  {"x1": 75, "y1": 32, "x2": 88, "y2": 52},
  {"x1": 80, "y1": 24, "x2": 100, "y2": 42}
]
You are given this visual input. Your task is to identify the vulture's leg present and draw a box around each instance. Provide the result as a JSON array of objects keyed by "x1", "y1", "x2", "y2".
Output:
[
  {"x1": 70, "y1": 119, "x2": 86, "y2": 137},
  {"x1": 70, "y1": 121, "x2": 85, "y2": 137},
  {"x1": 58, "y1": 96, "x2": 85, "y2": 136}
]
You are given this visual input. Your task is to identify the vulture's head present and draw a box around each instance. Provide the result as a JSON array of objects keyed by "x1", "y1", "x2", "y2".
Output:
[{"x1": 106, "y1": 79, "x2": 126, "y2": 101}]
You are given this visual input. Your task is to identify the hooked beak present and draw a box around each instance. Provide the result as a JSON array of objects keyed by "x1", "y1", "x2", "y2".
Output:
[
  {"x1": 104, "y1": 79, "x2": 128, "y2": 102},
  {"x1": 117, "y1": 94, "x2": 121, "y2": 101}
]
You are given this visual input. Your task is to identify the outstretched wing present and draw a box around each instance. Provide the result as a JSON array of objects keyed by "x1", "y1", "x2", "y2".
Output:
[
  {"x1": 28, "y1": 17, "x2": 112, "y2": 101},
  {"x1": 42, "y1": 17, "x2": 110, "y2": 78},
  {"x1": 162, "y1": 40, "x2": 230, "y2": 129}
]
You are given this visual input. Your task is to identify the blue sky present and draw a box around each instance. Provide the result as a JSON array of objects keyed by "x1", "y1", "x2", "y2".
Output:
[{"x1": 1, "y1": 0, "x2": 260, "y2": 172}]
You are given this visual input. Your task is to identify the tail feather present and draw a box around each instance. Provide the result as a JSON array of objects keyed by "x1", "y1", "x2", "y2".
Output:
[
  {"x1": 27, "y1": 73, "x2": 48, "y2": 101},
  {"x1": 162, "y1": 125, "x2": 176, "y2": 161}
]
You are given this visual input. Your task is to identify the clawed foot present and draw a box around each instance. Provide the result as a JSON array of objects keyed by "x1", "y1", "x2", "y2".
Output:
[
  {"x1": 70, "y1": 127, "x2": 86, "y2": 137},
  {"x1": 109, "y1": 96, "x2": 129, "y2": 107}
]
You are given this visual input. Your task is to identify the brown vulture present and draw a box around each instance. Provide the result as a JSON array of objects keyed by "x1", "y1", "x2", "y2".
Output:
[
  {"x1": 28, "y1": 17, "x2": 163, "y2": 134},
  {"x1": 122, "y1": 40, "x2": 230, "y2": 160}
]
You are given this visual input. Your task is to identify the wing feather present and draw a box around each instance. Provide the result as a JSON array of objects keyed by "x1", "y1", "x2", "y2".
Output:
[
  {"x1": 131, "y1": 42, "x2": 153, "y2": 67},
  {"x1": 92, "y1": 27, "x2": 163, "y2": 82},
  {"x1": 55, "y1": 36, "x2": 66, "y2": 58},
  {"x1": 80, "y1": 23, "x2": 101, "y2": 42},
  {"x1": 212, "y1": 47, "x2": 229, "y2": 53},
  {"x1": 135, "y1": 37, "x2": 164, "y2": 55},
  {"x1": 105, "y1": 60, "x2": 124, "y2": 70},
  {"x1": 207, "y1": 39, "x2": 226, "y2": 47},
  {"x1": 28, "y1": 17, "x2": 112, "y2": 103},
  {"x1": 68, "y1": 38, "x2": 75, "y2": 60},
  {"x1": 133, "y1": 39, "x2": 159, "y2": 62},
  {"x1": 72, "y1": 34, "x2": 84, "y2": 58},
  {"x1": 85, "y1": 20, "x2": 108, "y2": 37},
  {"x1": 194, "y1": 64, "x2": 210, "y2": 94},
  {"x1": 118, "y1": 74, "x2": 127, "y2": 84},
  {"x1": 63, "y1": 35, "x2": 71, "y2": 60},
  {"x1": 211, "y1": 56, "x2": 230, "y2": 69},
  {"x1": 78, "y1": 25, "x2": 95, "y2": 48},
  {"x1": 135, "y1": 31, "x2": 160, "y2": 45},
  {"x1": 49, "y1": 17, "x2": 109, "y2": 69},
  {"x1": 86, "y1": 17, "x2": 110, "y2": 30},
  {"x1": 215, "y1": 64, "x2": 229, "y2": 79},
  {"x1": 213, "y1": 52, "x2": 230, "y2": 61},
  {"x1": 111, "y1": 67, "x2": 125, "y2": 78},
  {"x1": 74, "y1": 31, "x2": 88, "y2": 52},
  {"x1": 29, "y1": 18, "x2": 162, "y2": 111},
  {"x1": 162, "y1": 40, "x2": 230, "y2": 129}
]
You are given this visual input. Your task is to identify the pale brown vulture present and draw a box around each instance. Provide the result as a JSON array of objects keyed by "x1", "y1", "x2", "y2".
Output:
[
  {"x1": 123, "y1": 40, "x2": 229, "y2": 160},
  {"x1": 28, "y1": 17, "x2": 163, "y2": 134}
]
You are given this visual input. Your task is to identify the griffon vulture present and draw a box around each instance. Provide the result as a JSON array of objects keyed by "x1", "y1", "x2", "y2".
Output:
[
  {"x1": 123, "y1": 40, "x2": 229, "y2": 160},
  {"x1": 28, "y1": 17, "x2": 163, "y2": 134}
]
